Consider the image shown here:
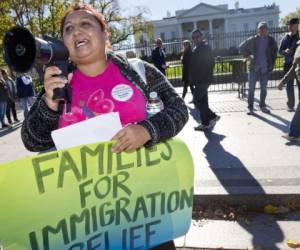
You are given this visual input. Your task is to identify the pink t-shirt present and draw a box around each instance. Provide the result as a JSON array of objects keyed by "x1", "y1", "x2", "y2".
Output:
[{"x1": 59, "y1": 61, "x2": 147, "y2": 128}]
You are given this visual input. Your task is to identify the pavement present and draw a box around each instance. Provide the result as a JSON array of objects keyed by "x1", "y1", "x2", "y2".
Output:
[
  {"x1": 178, "y1": 89, "x2": 300, "y2": 207},
  {"x1": 175, "y1": 88, "x2": 300, "y2": 250},
  {"x1": 1, "y1": 88, "x2": 300, "y2": 249}
]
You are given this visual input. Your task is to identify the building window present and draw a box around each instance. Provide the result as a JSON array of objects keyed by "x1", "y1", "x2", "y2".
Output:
[
  {"x1": 160, "y1": 32, "x2": 165, "y2": 41},
  {"x1": 268, "y1": 20, "x2": 274, "y2": 28},
  {"x1": 243, "y1": 23, "x2": 249, "y2": 31}
]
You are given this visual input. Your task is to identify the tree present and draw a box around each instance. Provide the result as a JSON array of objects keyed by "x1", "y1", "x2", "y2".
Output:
[
  {"x1": 80, "y1": 0, "x2": 153, "y2": 45},
  {"x1": 0, "y1": 0, "x2": 14, "y2": 65},
  {"x1": 45, "y1": 0, "x2": 70, "y2": 37},
  {"x1": 281, "y1": 7, "x2": 300, "y2": 26},
  {"x1": 8, "y1": 0, "x2": 69, "y2": 37},
  {"x1": 0, "y1": 0, "x2": 151, "y2": 64}
]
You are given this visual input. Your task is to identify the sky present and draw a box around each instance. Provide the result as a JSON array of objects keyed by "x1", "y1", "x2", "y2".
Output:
[{"x1": 123, "y1": 0, "x2": 299, "y2": 21}]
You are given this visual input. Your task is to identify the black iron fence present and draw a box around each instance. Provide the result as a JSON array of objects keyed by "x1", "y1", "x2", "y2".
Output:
[
  {"x1": 164, "y1": 55, "x2": 285, "y2": 97},
  {"x1": 113, "y1": 27, "x2": 287, "y2": 58},
  {"x1": 113, "y1": 27, "x2": 289, "y2": 95}
]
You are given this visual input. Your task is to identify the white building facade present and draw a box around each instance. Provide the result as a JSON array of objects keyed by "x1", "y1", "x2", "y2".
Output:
[{"x1": 148, "y1": 3, "x2": 279, "y2": 46}]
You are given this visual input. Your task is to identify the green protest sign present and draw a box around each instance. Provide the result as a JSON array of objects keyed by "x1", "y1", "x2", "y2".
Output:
[{"x1": 0, "y1": 138, "x2": 194, "y2": 250}]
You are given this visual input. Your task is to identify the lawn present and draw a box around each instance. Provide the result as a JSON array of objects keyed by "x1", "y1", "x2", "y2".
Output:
[{"x1": 166, "y1": 56, "x2": 284, "y2": 79}]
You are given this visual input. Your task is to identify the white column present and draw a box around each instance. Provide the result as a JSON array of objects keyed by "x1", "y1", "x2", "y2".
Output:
[
  {"x1": 224, "y1": 18, "x2": 228, "y2": 49},
  {"x1": 179, "y1": 24, "x2": 183, "y2": 39},
  {"x1": 209, "y1": 20, "x2": 213, "y2": 35},
  {"x1": 193, "y1": 21, "x2": 197, "y2": 30}
]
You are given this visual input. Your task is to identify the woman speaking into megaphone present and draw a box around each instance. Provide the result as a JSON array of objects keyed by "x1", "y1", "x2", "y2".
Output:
[{"x1": 21, "y1": 4, "x2": 188, "y2": 249}]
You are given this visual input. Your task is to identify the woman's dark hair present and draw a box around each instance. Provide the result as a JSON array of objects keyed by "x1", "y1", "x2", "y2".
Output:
[{"x1": 60, "y1": 3, "x2": 111, "y2": 48}]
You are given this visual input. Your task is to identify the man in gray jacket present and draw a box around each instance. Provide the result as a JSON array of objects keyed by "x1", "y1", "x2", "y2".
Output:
[{"x1": 239, "y1": 21, "x2": 278, "y2": 114}]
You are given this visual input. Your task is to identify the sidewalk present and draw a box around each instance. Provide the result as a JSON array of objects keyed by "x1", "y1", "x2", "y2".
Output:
[
  {"x1": 176, "y1": 88, "x2": 300, "y2": 249},
  {"x1": 0, "y1": 111, "x2": 35, "y2": 163},
  {"x1": 1, "y1": 88, "x2": 300, "y2": 249},
  {"x1": 179, "y1": 89, "x2": 300, "y2": 205}
]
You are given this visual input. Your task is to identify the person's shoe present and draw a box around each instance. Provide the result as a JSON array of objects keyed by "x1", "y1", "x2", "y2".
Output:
[
  {"x1": 211, "y1": 115, "x2": 221, "y2": 122},
  {"x1": 14, "y1": 119, "x2": 20, "y2": 123},
  {"x1": 282, "y1": 134, "x2": 299, "y2": 142},
  {"x1": 1, "y1": 123, "x2": 10, "y2": 128},
  {"x1": 194, "y1": 123, "x2": 212, "y2": 131},
  {"x1": 7, "y1": 120, "x2": 12, "y2": 125},
  {"x1": 209, "y1": 115, "x2": 221, "y2": 128},
  {"x1": 287, "y1": 107, "x2": 295, "y2": 112},
  {"x1": 261, "y1": 106, "x2": 271, "y2": 114},
  {"x1": 247, "y1": 109, "x2": 254, "y2": 115}
]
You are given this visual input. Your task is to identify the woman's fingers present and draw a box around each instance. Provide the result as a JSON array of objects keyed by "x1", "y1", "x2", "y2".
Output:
[
  {"x1": 112, "y1": 139, "x2": 131, "y2": 153},
  {"x1": 45, "y1": 82, "x2": 66, "y2": 92},
  {"x1": 111, "y1": 125, "x2": 151, "y2": 153},
  {"x1": 43, "y1": 66, "x2": 68, "y2": 110},
  {"x1": 112, "y1": 129, "x2": 126, "y2": 141},
  {"x1": 44, "y1": 66, "x2": 62, "y2": 81}
]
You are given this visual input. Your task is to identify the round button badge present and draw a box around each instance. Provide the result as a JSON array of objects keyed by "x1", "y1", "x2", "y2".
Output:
[{"x1": 111, "y1": 84, "x2": 134, "y2": 102}]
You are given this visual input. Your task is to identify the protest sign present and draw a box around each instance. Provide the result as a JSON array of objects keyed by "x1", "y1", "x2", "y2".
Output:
[{"x1": 0, "y1": 138, "x2": 194, "y2": 250}]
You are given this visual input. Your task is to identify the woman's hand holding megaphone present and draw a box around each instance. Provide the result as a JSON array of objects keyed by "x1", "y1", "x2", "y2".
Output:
[{"x1": 43, "y1": 66, "x2": 73, "y2": 111}]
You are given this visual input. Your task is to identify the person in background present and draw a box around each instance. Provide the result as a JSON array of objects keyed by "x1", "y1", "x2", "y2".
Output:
[
  {"x1": 239, "y1": 21, "x2": 278, "y2": 115},
  {"x1": 16, "y1": 73, "x2": 34, "y2": 118},
  {"x1": 1, "y1": 69, "x2": 19, "y2": 124},
  {"x1": 278, "y1": 39, "x2": 300, "y2": 141},
  {"x1": 190, "y1": 29, "x2": 220, "y2": 131},
  {"x1": 21, "y1": 4, "x2": 188, "y2": 249},
  {"x1": 279, "y1": 18, "x2": 300, "y2": 112},
  {"x1": 151, "y1": 38, "x2": 168, "y2": 75},
  {"x1": 181, "y1": 40, "x2": 194, "y2": 99},
  {"x1": 0, "y1": 71, "x2": 10, "y2": 129}
]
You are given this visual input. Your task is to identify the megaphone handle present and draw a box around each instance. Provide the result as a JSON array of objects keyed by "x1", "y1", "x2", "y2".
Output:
[
  {"x1": 53, "y1": 60, "x2": 68, "y2": 79},
  {"x1": 51, "y1": 60, "x2": 69, "y2": 100}
]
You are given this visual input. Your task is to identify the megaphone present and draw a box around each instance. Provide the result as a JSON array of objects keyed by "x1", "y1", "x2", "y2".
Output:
[{"x1": 3, "y1": 26, "x2": 70, "y2": 101}]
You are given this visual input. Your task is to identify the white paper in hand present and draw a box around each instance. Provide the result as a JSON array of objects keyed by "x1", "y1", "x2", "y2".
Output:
[{"x1": 51, "y1": 112, "x2": 122, "y2": 150}]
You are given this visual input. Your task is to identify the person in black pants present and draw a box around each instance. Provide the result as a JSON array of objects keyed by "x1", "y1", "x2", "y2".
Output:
[
  {"x1": 151, "y1": 38, "x2": 168, "y2": 75},
  {"x1": 1, "y1": 69, "x2": 19, "y2": 124},
  {"x1": 0, "y1": 71, "x2": 10, "y2": 128},
  {"x1": 190, "y1": 29, "x2": 220, "y2": 131},
  {"x1": 181, "y1": 40, "x2": 194, "y2": 99},
  {"x1": 279, "y1": 18, "x2": 300, "y2": 112}
]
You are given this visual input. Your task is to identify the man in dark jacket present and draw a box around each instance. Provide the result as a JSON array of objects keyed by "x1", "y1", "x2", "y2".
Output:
[
  {"x1": 279, "y1": 18, "x2": 300, "y2": 112},
  {"x1": 1, "y1": 69, "x2": 19, "y2": 123},
  {"x1": 190, "y1": 29, "x2": 220, "y2": 131},
  {"x1": 0, "y1": 72, "x2": 10, "y2": 128},
  {"x1": 278, "y1": 40, "x2": 300, "y2": 141},
  {"x1": 239, "y1": 21, "x2": 278, "y2": 115},
  {"x1": 151, "y1": 38, "x2": 168, "y2": 75}
]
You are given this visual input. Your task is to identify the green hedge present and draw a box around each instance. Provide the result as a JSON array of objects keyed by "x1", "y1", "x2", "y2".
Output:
[{"x1": 166, "y1": 56, "x2": 284, "y2": 78}]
